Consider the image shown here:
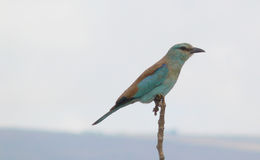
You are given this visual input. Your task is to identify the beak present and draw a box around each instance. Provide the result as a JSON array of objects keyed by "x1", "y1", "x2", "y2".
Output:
[{"x1": 190, "y1": 47, "x2": 205, "y2": 54}]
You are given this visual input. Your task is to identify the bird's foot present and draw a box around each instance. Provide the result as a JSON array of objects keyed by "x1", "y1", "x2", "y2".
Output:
[
  {"x1": 153, "y1": 106, "x2": 159, "y2": 116},
  {"x1": 153, "y1": 94, "x2": 164, "y2": 116}
]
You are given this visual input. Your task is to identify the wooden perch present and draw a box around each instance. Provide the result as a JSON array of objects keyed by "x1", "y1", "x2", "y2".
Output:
[{"x1": 153, "y1": 94, "x2": 166, "y2": 160}]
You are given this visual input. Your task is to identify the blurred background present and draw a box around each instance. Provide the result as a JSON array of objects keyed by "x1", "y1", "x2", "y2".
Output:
[{"x1": 0, "y1": 0, "x2": 260, "y2": 159}]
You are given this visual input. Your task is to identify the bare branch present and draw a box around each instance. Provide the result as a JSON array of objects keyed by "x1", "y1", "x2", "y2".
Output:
[{"x1": 154, "y1": 94, "x2": 166, "y2": 160}]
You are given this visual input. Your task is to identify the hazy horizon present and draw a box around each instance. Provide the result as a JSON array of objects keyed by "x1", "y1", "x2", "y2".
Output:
[{"x1": 1, "y1": 128, "x2": 260, "y2": 160}]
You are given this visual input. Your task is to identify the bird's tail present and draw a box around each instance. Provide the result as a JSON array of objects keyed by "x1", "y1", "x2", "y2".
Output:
[
  {"x1": 92, "y1": 106, "x2": 121, "y2": 125},
  {"x1": 92, "y1": 97, "x2": 136, "y2": 125}
]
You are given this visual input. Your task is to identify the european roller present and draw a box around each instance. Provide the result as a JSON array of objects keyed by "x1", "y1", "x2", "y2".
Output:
[{"x1": 93, "y1": 43, "x2": 205, "y2": 125}]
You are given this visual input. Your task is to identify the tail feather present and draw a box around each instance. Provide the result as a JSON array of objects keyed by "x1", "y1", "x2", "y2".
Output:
[
  {"x1": 92, "y1": 107, "x2": 121, "y2": 125},
  {"x1": 92, "y1": 97, "x2": 136, "y2": 125}
]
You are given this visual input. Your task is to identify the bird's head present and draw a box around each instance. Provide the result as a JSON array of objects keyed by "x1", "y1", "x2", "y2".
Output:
[{"x1": 167, "y1": 43, "x2": 205, "y2": 62}]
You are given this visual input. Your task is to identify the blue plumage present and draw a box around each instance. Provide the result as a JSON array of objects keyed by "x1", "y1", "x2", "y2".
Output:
[
  {"x1": 134, "y1": 64, "x2": 168, "y2": 98},
  {"x1": 93, "y1": 43, "x2": 205, "y2": 125}
]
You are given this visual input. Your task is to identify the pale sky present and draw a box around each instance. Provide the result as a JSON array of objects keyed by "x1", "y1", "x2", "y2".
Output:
[{"x1": 0, "y1": 0, "x2": 260, "y2": 135}]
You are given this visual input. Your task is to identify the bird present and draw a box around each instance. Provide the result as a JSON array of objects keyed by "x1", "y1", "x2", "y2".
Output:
[{"x1": 93, "y1": 43, "x2": 205, "y2": 125}]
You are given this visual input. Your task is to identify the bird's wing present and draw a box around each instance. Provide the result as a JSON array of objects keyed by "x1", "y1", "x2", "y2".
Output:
[
  {"x1": 134, "y1": 63, "x2": 168, "y2": 98},
  {"x1": 116, "y1": 60, "x2": 169, "y2": 105},
  {"x1": 93, "y1": 60, "x2": 169, "y2": 125}
]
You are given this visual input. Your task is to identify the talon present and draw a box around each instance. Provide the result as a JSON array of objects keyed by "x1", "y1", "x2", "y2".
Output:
[
  {"x1": 153, "y1": 94, "x2": 165, "y2": 116},
  {"x1": 153, "y1": 106, "x2": 159, "y2": 116}
]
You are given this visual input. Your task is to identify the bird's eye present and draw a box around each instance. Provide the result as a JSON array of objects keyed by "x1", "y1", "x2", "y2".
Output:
[{"x1": 179, "y1": 46, "x2": 188, "y2": 51}]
